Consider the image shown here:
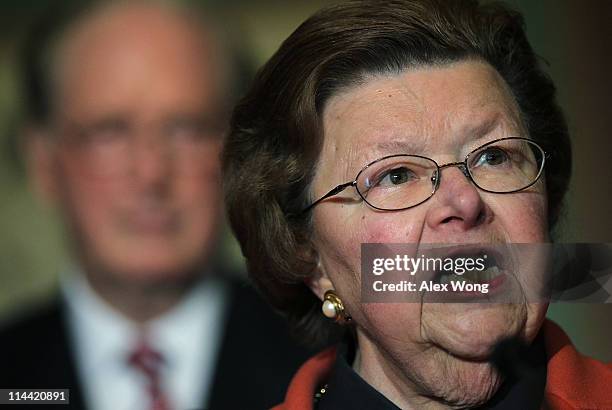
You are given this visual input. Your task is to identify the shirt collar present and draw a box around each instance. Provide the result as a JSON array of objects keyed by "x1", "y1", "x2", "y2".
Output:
[
  {"x1": 61, "y1": 268, "x2": 138, "y2": 370},
  {"x1": 315, "y1": 340, "x2": 400, "y2": 410},
  {"x1": 60, "y1": 267, "x2": 228, "y2": 409}
]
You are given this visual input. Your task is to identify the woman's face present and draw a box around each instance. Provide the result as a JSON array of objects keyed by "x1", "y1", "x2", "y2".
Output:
[{"x1": 310, "y1": 60, "x2": 549, "y2": 406}]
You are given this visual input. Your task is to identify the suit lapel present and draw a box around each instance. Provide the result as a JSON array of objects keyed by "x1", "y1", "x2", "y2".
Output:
[
  {"x1": 205, "y1": 280, "x2": 312, "y2": 410},
  {"x1": 0, "y1": 297, "x2": 87, "y2": 409}
]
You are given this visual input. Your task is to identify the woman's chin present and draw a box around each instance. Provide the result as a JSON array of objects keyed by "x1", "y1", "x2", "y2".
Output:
[
  {"x1": 429, "y1": 358, "x2": 502, "y2": 407},
  {"x1": 422, "y1": 303, "x2": 526, "y2": 361}
]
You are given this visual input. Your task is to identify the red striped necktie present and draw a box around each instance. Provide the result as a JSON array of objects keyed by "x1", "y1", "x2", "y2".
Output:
[{"x1": 128, "y1": 339, "x2": 171, "y2": 410}]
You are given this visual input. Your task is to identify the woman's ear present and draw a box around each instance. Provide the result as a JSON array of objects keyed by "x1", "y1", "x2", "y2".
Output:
[{"x1": 305, "y1": 258, "x2": 334, "y2": 301}]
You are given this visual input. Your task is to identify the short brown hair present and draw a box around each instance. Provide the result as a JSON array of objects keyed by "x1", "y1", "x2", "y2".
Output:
[{"x1": 223, "y1": 0, "x2": 571, "y2": 345}]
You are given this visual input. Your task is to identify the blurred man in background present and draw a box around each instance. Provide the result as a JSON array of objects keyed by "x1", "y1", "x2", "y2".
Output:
[{"x1": 0, "y1": 2, "x2": 310, "y2": 409}]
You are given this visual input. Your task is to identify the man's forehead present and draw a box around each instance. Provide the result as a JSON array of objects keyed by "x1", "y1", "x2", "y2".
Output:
[
  {"x1": 48, "y1": 3, "x2": 226, "y2": 123},
  {"x1": 55, "y1": 3, "x2": 215, "y2": 71}
]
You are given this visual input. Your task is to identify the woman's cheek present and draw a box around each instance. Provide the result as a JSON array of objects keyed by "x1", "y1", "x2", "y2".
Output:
[
  {"x1": 360, "y1": 303, "x2": 423, "y2": 339},
  {"x1": 489, "y1": 194, "x2": 548, "y2": 242},
  {"x1": 358, "y1": 212, "x2": 423, "y2": 244}
]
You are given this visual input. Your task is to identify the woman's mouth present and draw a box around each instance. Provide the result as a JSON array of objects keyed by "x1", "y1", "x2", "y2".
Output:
[{"x1": 429, "y1": 246, "x2": 509, "y2": 299}]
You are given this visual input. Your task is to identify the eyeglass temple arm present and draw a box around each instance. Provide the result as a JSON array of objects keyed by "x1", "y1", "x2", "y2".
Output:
[{"x1": 302, "y1": 181, "x2": 355, "y2": 214}]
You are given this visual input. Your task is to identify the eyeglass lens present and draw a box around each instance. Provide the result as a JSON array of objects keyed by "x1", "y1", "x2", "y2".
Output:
[{"x1": 355, "y1": 138, "x2": 544, "y2": 211}]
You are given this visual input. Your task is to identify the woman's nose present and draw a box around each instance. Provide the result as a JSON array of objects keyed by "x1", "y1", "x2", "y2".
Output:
[{"x1": 425, "y1": 165, "x2": 487, "y2": 233}]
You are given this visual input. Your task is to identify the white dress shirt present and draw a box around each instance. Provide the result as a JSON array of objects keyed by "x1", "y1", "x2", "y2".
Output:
[{"x1": 61, "y1": 270, "x2": 228, "y2": 410}]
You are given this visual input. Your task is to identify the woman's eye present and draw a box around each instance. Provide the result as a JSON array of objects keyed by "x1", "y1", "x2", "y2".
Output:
[
  {"x1": 379, "y1": 167, "x2": 415, "y2": 186},
  {"x1": 474, "y1": 147, "x2": 509, "y2": 167}
]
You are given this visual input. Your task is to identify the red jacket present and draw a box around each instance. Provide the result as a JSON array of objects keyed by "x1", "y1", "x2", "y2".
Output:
[{"x1": 273, "y1": 320, "x2": 612, "y2": 410}]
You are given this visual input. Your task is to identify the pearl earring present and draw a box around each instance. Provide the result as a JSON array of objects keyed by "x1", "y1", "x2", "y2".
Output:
[{"x1": 322, "y1": 290, "x2": 351, "y2": 323}]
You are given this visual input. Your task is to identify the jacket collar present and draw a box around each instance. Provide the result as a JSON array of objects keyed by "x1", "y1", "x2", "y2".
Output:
[{"x1": 275, "y1": 319, "x2": 612, "y2": 410}]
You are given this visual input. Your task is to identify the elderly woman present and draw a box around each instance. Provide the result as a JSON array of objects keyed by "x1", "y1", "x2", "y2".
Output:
[{"x1": 223, "y1": 0, "x2": 611, "y2": 408}]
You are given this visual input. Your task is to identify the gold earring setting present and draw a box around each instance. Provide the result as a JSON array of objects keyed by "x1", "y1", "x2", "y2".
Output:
[{"x1": 322, "y1": 290, "x2": 351, "y2": 323}]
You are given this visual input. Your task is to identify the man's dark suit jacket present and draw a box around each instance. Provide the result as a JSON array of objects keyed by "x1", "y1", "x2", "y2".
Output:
[{"x1": 0, "y1": 279, "x2": 313, "y2": 410}]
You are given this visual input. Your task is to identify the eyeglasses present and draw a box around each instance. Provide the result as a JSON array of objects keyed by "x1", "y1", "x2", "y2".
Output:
[
  {"x1": 55, "y1": 117, "x2": 222, "y2": 178},
  {"x1": 303, "y1": 137, "x2": 546, "y2": 213}
]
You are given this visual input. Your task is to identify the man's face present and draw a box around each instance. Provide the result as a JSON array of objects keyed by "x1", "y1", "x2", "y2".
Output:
[{"x1": 35, "y1": 6, "x2": 225, "y2": 284}]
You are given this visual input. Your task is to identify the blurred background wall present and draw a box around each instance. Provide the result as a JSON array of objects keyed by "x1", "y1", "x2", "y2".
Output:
[{"x1": 0, "y1": 0, "x2": 610, "y2": 360}]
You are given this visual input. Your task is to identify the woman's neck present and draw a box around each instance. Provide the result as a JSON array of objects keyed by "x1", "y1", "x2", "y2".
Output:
[{"x1": 353, "y1": 331, "x2": 467, "y2": 410}]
